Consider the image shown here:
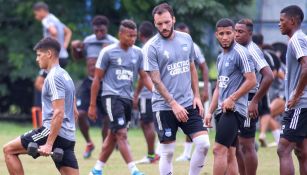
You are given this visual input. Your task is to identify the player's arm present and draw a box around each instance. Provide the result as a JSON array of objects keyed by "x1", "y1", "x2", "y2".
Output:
[
  {"x1": 63, "y1": 26, "x2": 72, "y2": 49},
  {"x1": 288, "y1": 56, "x2": 307, "y2": 108},
  {"x1": 70, "y1": 40, "x2": 84, "y2": 60},
  {"x1": 34, "y1": 75, "x2": 45, "y2": 91},
  {"x1": 199, "y1": 62, "x2": 209, "y2": 102},
  {"x1": 47, "y1": 25, "x2": 58, "y2": 39},
  {"x1": 148, "y1": 70, "x2": 189, "y2": 122},
  {"x1": 134, "y1": 71, "x2": 153, "y2": 109},
  {"x1": 73, "y1": 97, "x2": 79, "y2": 121},
  {"x1": 205, "y1": 82, "x2": 219, "y2": 127},
  {"x1": 190, "y1": 62, "x2": 204, "y2": 116}
]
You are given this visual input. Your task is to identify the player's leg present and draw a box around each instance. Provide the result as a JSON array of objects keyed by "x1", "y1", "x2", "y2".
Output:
[
  {"x1": 259, "y1": 114, "x2": 270, "y2": 147},
  {"x1": 3, "y1": 137, "x2": 27, "y2": 175},
  {"x1": 226, "y1": 146, "x2": 239, "y2": 175},
  {"x1": 277, "y1": 138, "x2": 296, "y2": 175},
  {"x1": 213, "y1": 112, "x2": 240, "y2": 175},
  {"x1": 176, "y1": 136, "x2": 193, "y2": 162},
  {"x1": 238, "y1": 137, "x2": 257, "y2": 175},
  {"x1": 294, "y1": 139, "x2": 307, "y2": 175},
  {"x1": 236, "y1": 140, "x2": 245, "y2": 175},
  {"x1": 267, "y1": 118, "x2": 281, "y2": 146},
  {"x1": 59, "y1": 167, "x2": 79, "y2": 175}
]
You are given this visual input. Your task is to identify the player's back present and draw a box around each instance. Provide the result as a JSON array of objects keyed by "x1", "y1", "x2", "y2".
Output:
[{"x1": 83, "y1": 34, "x2": 119, "y2": 58}]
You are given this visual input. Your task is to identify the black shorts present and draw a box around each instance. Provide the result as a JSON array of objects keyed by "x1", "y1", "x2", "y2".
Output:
[
  {"x1": 102, "y1": 95, "x2": 132, "y2": 133},
  {"x1": 215, "y1": 111, "x2": 246, "y2": 148},
  {"x1": 59, "y1": 58, "x2": 68, "y2": 68},
  {"x1": 76, "y1": 78, "x2": 107, "y2": 116},
  {"x1": 153, "y1": 106, "x2": 207, "y2": 143},
  {"x1": 281, "y1": 108, "x2": 307, "y2": 142},
  {"x1": 138, "y1": 98, "x2": 154, "y2": 123},
  {"x1": 258, "y1": 94, "x2": 270, "y2": 116},
  {"x1": 20, "y1": 127, "x2": 78, "y2": 170}
]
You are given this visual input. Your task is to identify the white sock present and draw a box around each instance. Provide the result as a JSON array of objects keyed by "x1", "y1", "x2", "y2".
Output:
[
  {"x1": 94, "y1": 160, "x2": 105, "y2": 171},
  {"x1": 272, "y1": 129, "x2": 281, "y2": 143},
  {"x1": 189, "y1": 135, "x2": 210, "y2": 175},
  {"x1": 128, "y1": 162, "x2": 139, "y2": 174},
  {"x1": 183, "y1": 142, "x2": 193, "y2": 158},
  {"x1": 155, "y1": 141, "x2": 161, "y2": 155},
  {"x1": 159, "y1": 143, "x2": 176, "y2": 175}
]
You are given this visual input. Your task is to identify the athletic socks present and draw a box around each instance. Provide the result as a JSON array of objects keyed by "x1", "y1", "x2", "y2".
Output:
[
  {"x1": 159, "y1": 143, "x2": 176, "y2": 175},
  {"x1": 94, "y1": 160, "x2": 105, "y2": 171},
  {"x1": 155, "y1": 142, "x2": 161, "y2": 155},
  {"x1": 272, "y1": 129, "x2": 281, "y2": 143},
  {"x1": 183, "y1": 142, "x2": 193, "y2": 158},
  {"x1": 128, "y1": 162, "x2": 139, "y2": 174},
  {"x1": 189, "y1": 135, "x2": 210, "y2": 175}
]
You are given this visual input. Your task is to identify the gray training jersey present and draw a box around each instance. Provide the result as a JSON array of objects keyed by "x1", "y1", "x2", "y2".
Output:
[
  {"x1": 96, "y1": 43, "x2": 143, "y2": 99},
  {"x1": 42, "y1": 13, "x2": 68, "y2": 59},
  {"x1": 42, "y1": 65, "x2": 76, "y2": 141},
  {"x1": 246, "y1": 41, "x2": 269, "y2": 93},
  {"x1": 83, "y1": 34, "x2": 118, "y2": 59},
  {"x1": 143, "y1": 31, "x2": 196, "y2": 112},
  {"x1": 285, "y1": 29, "x2": 307, "y2": 109},
  {"x1": 217, "y1": 42, "x2": 255, "y2": 117}
]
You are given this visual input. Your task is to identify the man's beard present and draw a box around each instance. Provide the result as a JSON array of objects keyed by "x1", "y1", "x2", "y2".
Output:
[
  {"x1": 219, "y1": 40, "x2": 234, "y2": 50},
  {"x1": 159, "y1": 27, "x2": 174, "y2": 39}
]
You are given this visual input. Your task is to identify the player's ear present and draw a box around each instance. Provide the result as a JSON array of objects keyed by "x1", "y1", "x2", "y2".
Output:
[
  {"x1": 47, "y1": 49, "x2": 52, "y2": 58},
  {"x1": 173, "y1": 16, "x2": 176, "y2": 25}
]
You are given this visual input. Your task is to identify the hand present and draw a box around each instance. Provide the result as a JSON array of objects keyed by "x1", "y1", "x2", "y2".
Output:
[
  {"x1": 193, "y1": 96, "x2": 204, "y2": 117},
  {"x1": 39, "y1": 144, "x2": 52, "y2": 157},
  {"x1": 88, "y1": 105, "x2": 97, "y2": 121},
  {"x1": 170, "y1": 100, "x2": 189, "y2": 122},
  {"x1": 222, "y1": 96, "x2": 235, "y2": 112},
  {"x1": 248, "y1": 100, "x2": 258, "y2": 119},
  {"x1": 287, "y1": 96, "x2": 300, "y2": 109},
  {"x1": 202, "y1": 89, "x2": 209, "y2": 102},
  {"x1": 204, "y1": 113, "x2": 213, "y2": 128},
  {"x1": 133, "y1": 95, "x2": 139, "y2": 110}
]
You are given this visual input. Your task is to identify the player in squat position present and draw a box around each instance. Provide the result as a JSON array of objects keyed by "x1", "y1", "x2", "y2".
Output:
[
  {"x1": 277, "y1": 5, "x2": 307, "y2": 175},
  {"x1": 3, "y1": 37, "x2": 79, "y2": 175},
  {"x1": 205, "y1": 18, "x2": 256, "y2": 175},
  {"x1": 88, "y1": 20, "x2": 152, "y2": 175},
  {"x1": 144, "y1": 3, "x2": 210, "y2": 175}
]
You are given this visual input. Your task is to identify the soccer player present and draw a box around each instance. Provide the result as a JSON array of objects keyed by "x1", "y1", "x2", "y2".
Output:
[
  {"x1": 133, "y1": 21, "x2": 160, "y2": 164},
  {"x1": 33, "y1": 2, "x2": 72, "y2": 68},
  {"x1": 277, "y1": 5, "x2": 307, "y2": 175},
  {"x1": 71, "y1": 15, "x2": 118, "y2": 159},
  {"x1": 205, "y1": 18, "x2": 256, "y2": 175},
  {"x1": 3, "y1": 37, "x2": 79, "y2": 175},
  {"x1": 88, "y1": 19, "x2": 152, "y2": 175},
  {"x1": 144, "y1": 3, "x2": 210, "y2": 175},
  {"x1": 175, "y1": 22, "x2": 210, "y2": 162},
  {"x1": 234, "y1": 18, "x2": 273, "y2": 175}
]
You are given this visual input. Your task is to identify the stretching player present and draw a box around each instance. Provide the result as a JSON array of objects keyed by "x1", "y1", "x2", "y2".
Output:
[
  {"x1": 134, "y1": 21, "x2": 160, "y2": 164},
  {"x1": 88, "y1": 20, "x2": 152, "y2": 175},
  {"x1": 71, "y1": 15, "x2": 118, "y2": 159},
  {"x1": 277, "y1": 5, "x2": 307, "y2": 175},
  {"x1": 175, "y1": 22, "x2": 210, "y2": 162},
  {"x1": 145, "y1": 3, "x2": 210, "y2": 175},
  {"x1": 234, "y1": 18, "x2": 273, "y2": 175},
  {"x1": 205, "y1": 18, "x2": 256, "y2": 175},
  {"x1": 3, "y1": 37, "x2": 79, "y2": 175}
]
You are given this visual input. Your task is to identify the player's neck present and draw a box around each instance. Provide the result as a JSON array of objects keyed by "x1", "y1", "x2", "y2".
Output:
[
  {"x1": 47, "y1": 59, "x2": 59, "y2": 71},
  {"x1": 288, "y1": 27, "x2": 301, "y2": 38},
  {"x1": 119, "y1": 42, "x2": 130, "y2": 51}
]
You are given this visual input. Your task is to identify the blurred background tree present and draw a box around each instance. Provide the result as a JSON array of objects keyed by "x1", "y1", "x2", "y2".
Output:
[{"x1": 0, "y1": 0, "x2": 252, "y2": 115}]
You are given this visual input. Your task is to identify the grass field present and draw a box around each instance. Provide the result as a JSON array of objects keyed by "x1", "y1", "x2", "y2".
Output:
[{"x1": 0, "y1": 122, "x2": 299, "y2": 175}]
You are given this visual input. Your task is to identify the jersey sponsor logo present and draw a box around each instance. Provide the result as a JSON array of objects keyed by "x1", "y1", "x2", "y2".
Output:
[
  {"x1": 115, "y1": 69, "x2": 133, "y2": 81},
  {"x1": 118, "y1": 117, "x2": 125, "y2": 125},
  {"x1": 165, "y1": 128, "x2": 172, "y2": 137},
  {"x1": 163, "y1": 50, "x2": 170, "y2": 59},
  {"x1": 218, "y1": 76, "x2": 229, "y2": 88},
  {"x1": 167, "y1": 60, "x2": 190, "y2": 76}
]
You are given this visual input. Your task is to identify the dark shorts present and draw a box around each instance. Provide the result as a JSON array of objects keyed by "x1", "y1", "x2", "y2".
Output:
[
  {"x1": 20, "y1": 127, "x2": 78, "y2": 170},
  {"x1": 102, "y1": 95, "x2": 132, "y2": 133},
  {"x1": 153, "y1": 106, "x2": 207, "y2": 143},
  {"x1": 138, "y1": 98, "x2": 154, "y2": 123},
  {"x1": 76, "y1": 78, "x2": 107, "y2": 116},
  {"x1": 258, "y1": 94, "x2": 270, "y2": 116},
  {"x1": 215, "y1": 111, "x2": 246, "y2": 148},
  {"x1": 59, "y1": 58, "x2": 68, "y2": 68},
  {"x1": 281, "y1": 108, "x2": 307, "y2": 142}
]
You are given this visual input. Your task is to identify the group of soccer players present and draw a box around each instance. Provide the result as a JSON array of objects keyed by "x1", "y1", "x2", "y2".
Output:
[{"x1": 2, "y1": 2, "x2": 307, "y2": 175}]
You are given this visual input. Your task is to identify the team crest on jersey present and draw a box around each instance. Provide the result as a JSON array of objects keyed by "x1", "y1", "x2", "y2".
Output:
[
  {"x1": 117, "y1": 57, "x2": 122, "y2": 65},
  {"x1": 118, "y1": 117, "x2": 125, "y2": 125},
  {"x1": 225, "y1": 62, "x2": 229, "y2": 67},
  {"x1": 132, "y1": 59, "x2": 137, "y2": 64},
  {"x1": 182, "y1": 44, "x2": 188, "y2": 51},
  {"x1": 163, "y1": 50, "x2": 170, "y2": 59},
  {"x1": 165, "y1": 128, "x2": 172, "y2": 137}
]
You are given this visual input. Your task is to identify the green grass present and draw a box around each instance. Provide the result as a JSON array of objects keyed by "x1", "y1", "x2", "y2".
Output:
[{"x1": 0, "y1": 122, "x2": 299, "y2": 175}]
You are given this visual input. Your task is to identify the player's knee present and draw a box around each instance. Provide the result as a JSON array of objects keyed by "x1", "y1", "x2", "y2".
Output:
[
  {"x1": 277, "y1": 144, "x2": 288, "y2": 158},
  {"x1": 3, "y1": 143, "x2": 12, "y2": 155},
  {"x1": 213, "y1": 144, "x2": 227, "y2": 157},
  {"x1": 193, "y1": 134, "x2": 210, "y2": 153},
  {"x1": 115, "y1": 129, "x2": 128, "y2": 141},
  {"x1": 160, "y1": 143, "x2": 175, "y2": 159}
]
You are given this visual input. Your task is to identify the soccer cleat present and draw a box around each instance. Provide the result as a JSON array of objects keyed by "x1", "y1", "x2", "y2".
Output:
[
  {"x1": 83, "y1": 143, "x2": 95, "y2": 159},
  {"x1": 89, "y1": 168, "x2": 102, "y2": 175},
  {"x1": 135, "y1": 154, "x2": 160, "y2": 164},
  {"x1": 131, "y1": 170, "x2": 145, "y2": 175},
  {"x1": 175, "y1": 154, "x2": 191, "y2": 162},
  {"x1": 258, "y1": 136, "x2": 267, "y2": 147},
  {"x1": 268, "y1": 142, "x2": 278, "y2": 147}
]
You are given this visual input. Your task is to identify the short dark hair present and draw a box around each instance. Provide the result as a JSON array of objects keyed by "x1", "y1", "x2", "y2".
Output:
[
  {"x1": 281, "y1": 5, "x2": 304, "y2": 24},
  {"x1": 33, "y1": 2, "x2": 49, "y2": 11},
  {"x1": 152, "y1": 3, "x2": 174, "y2": 17},
  {"x1": 120, "y1": 19, "x2": 137, "y2": 30},
  {"x1": 33, "y1": 37, "x2": 61, "y2": 56},
  {"x1": 252, "y1": 33, "x2": 264, "y2": 45},
  {"x1": 139, "y1": 21, "x2": 155, "y2": 38},
  {"x1": 216, "y1": 18, "x2": 235, "y2": 29},
  {"x1": 237, "y1": 18, "x2": 253, "y2": 32},
  {"x1": 175, "y1": 22, "x2": 189, "y2": 31},
  {"x1": 92, "y1": 15, "x2": 109, "y2": 27}
]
